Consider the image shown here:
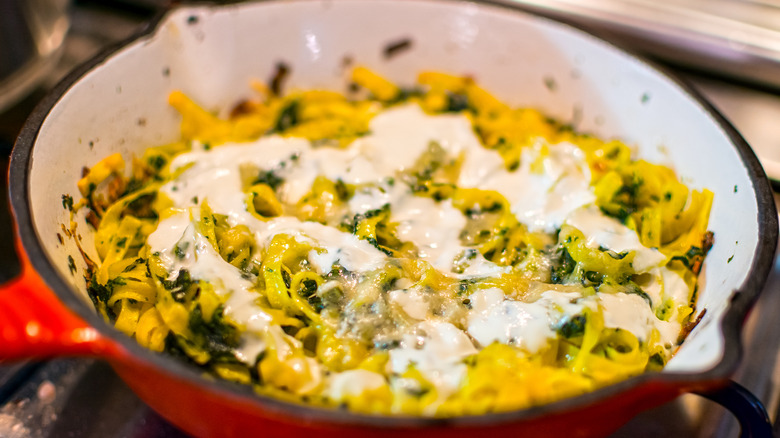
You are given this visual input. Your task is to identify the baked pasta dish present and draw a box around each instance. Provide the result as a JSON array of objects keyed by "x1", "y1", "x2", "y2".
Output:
[{"x1": 70, "y1": 68, "x2": 713, "y2": 416}]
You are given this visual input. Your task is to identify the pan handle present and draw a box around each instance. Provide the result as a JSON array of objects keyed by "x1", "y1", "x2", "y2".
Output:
[
  {"x1": 0, "y1": 237, "x2": 118, "y2": 360},
  {"x1": 695, "y1": 380, "x2": 773, "y2": 438}
]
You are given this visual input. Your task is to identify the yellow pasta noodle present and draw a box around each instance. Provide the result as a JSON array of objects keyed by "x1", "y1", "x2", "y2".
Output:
[{"x1": 72, "y1": 67, "x2": 713, "y2": 417}]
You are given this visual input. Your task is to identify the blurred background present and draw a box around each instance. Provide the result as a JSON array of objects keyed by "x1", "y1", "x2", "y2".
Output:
[{"x1": 1, "y1": 0, "x2": 780, "y2": 436}]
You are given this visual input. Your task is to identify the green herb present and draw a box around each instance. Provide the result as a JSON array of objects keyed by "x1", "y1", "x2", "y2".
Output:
[
  {"x1": 125, "y1": 193, "x2": 159, "y2": 219},
  {"x1": 147, "y1": 155, "x2": 166, "y2": 171},
  {"x1": 122, "y1": 258, "x2": 147, "y2": 273},
  {"x1": 626, "y1": 285, "x2": 652, "y2": 306},
  {"x1": 67, "y1": 256, "x2": 77, "y2": 275},
  {"x1": 334, "y1": 179, "x2": 349, "y2": 201},
  {"x1": 296, "y1": 278, "x2": 324, "y2": 312},
  {"x1": 671, "y1": 245, "x2": 708, "y2": 269},
  {"x1": 160, "y1": 269, "x2": 194, "y2": 301},
  {"x1": 272, "y1": 99, "x2": 300, "y2": 133},
  {"x1": 281, "y1": 269, "x2": 292, "y2": 289},
  {"x1": 550, "y1": 246, "x2": 576, "y2": 284},
  {"x1": 252, "y1": 169, "x2": 284, "y2": 190},
  {"x1": 583, "y1": 271, "x2": 603, "y2": 285},
  {"x1": 445, "y1": 92, "x2": 470, "y2": 112},
  {"x1": 374, "y1": 339, "x2": 401, "y2": 350},
  {"x1": 86, "y1": 275, "x2": 126, "y2": 320},
  {"x1": 365, "y1": 236, "x2": 393, "y2": 256},
  {"x1": 544, "y1": 76, "x2": 557, "y2": 92},
  {"x1": 557, "y1": 315, "x2": 586, "y2": 338},
  {"x1": 600, "y1": 246, "x2": 628, "y2": 260},
  {"x1": 174, "y1": 242, "x2": 190, "y2": 260},
  {"x1": 61, "y1": 194, "x2": 74, "y2": 211},
  {"x1": 648, "y1": 352, "x2": 665, "y2": 370},
  {"x1": 188, "y1": 305, "x2": 241, "y2": 357}
]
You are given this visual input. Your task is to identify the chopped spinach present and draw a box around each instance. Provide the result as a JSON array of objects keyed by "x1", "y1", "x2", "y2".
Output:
[
  {"x1": 159, "y1": 269, "x2": 194, "y2": 302},
  {"x1": 557, "y1": 315, "x2": 587, "y2": 338},
  {"x1": 61, "y1": 194, "x2": 74, "y2": 211},
  {"x1": 625, "y1": 285, "x2": 652, "y2": 306},
  {"x1": 445, "y1": 92, "x2": 470, "y2": 112},
  {"x1": 252, "y1": 169, "x2": 285, "y2": 191},
  {"x1": 147, "y1": 155, "x2": 166, "y2": 171},
  {"x1": 297, "y1": 278, "x2": 324, "y2": 312},
  {"x1": 174, "y1": 242, "x2": 190, "y2": 260},
  {"x1": 272, "y1": 99, "x2": 300, "y2": 133},
  {"x1": 550, "y1": 246, "x2": 576, "y2": 284},
  {"x1": 85, "y1": 275, "x2": 126, "y2": 320},
  {"x1": 125, "y1": 193, "x2": 159, "y2": 219},
  {"x1": 671, "y1": 238, "x2": 713, "y2": 273},
  {"x1": 188, "y1": 305, "x2": 241, "y2": 358}
]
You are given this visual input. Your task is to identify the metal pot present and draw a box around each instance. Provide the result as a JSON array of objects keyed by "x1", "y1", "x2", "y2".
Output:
[
  {"x1": 0, "y1": 0, "x2": 70, "y2": 112},
  {"x1": 2, "y1": 1, "x2": 777, "y2": 436}
]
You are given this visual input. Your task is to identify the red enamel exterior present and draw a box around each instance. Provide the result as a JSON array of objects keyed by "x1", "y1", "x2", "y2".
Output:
[
  {"x1": 0, "y1": 237, "x2": 120, "y2": 360},
  {"x1": 0, "y1": 236, "x2": 729, "y2": 438},
  {"x1": 111, "y1": 357, "x2": 725, "y2": 438}
]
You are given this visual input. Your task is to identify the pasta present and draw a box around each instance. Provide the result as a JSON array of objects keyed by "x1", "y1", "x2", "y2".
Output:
[{"x1": 69, "y1": 69, "x2": 713, "y2": 416}]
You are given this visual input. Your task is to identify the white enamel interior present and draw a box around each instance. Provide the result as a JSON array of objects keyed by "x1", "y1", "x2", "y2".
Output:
[{"x1": 28, "y1": 0, "x2": 760, "y2": 375}]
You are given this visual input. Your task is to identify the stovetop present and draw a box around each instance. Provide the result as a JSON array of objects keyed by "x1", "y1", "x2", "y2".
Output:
[{"x1": 2, "y1": 1, "x2": 780, "y2": 437}]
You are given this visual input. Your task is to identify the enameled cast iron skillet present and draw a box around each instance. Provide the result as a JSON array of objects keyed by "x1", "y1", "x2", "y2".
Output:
[{"x1": 2, "y1": 1, "x2": 777, "y2": 436}]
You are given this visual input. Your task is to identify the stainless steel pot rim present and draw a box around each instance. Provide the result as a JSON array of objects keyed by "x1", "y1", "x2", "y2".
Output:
[{"x1": 8, "y1": 0, "x2": 779, "y2": 428}]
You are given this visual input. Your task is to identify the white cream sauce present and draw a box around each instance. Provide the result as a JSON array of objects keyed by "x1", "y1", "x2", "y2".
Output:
[
  {"x1": 148, "y1": 211, "x2": 271, "y2": 332},
  {"x1": 164, "y1": 137, "x2": 310, "y2": 224},
  {"x1": 253, "y1": 216, "x2": 387, "y2": 273},
  {"x1": 599, "y1": 293, "x2": 657, "y2": 342},
  {"x1": 388, "y1": 287, "x2": 430, "y2": 321},
  {"x1": 633, "y1": 266, "x2": 690, "y2": 346},
  {"x1": 327, "y1": 369, "x2": 387, "y2": 400},
  {"x1": 390, "y1": 196, "x2": 502, "y2": 276},
  {"x1": 467, "y1": 288, "x2": 595, "y2": 352},
  {"x1": 351, "y1": 104, "x2": 483, "y2": 176},
  {"x1": 277, "y1": 104, "x2": 482, "y2": 204},
  {"x1": 387, "y1": 320, "x2": 477, "y2": 413},
  {"x1": 147, "y1": 210, "x2": 273, "y2": 360},
  {"x1": 566, "y1": 206, "x2": 666, "y2": 272},
  {"x1": 462, "y1": 139, "x2": 596, "y2": 233},
  {"x1": 147, "y1": 101, "x2": 695, "y2": 403}
]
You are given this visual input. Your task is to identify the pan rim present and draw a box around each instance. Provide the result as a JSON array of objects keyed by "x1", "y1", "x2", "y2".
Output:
[{"x1": 8, "y1": 0, "x2": 778, "y2": 428}]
